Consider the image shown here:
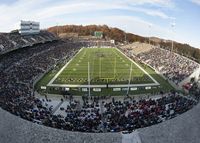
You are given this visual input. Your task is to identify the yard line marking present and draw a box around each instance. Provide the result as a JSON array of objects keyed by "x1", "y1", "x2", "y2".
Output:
[
  {"x1": 47, "y1": 48, "x2": 83, "y2": 86},
  {"x1": 116, "y1": 48, "x2": 159, "y2": 85},
  {"x1": 99, "y1": 57, "x2": 101, "y2": 79},
  {"x1": 48, "y1": 47, "x2": 160, "y2": 88}
]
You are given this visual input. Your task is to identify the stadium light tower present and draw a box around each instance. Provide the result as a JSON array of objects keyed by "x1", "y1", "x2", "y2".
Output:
[
  {"x1": 56, "y1": 23, "x2": 59, "y2": 36},
  {"x1": 171, "y1": 22, "x2": 176, "y2": 53},
  {"x1": 148, "y1": 24, "x2": 152, "y2": 45},
  {"x1": 126, "y1": 63, "x2": 133, "y2": 96},
  {"x1": 88, "y1": 62, "x2": 91, "y2": 99},
  {"x1": 124, "y1": 29, "x2": 127, "y2": 43}
]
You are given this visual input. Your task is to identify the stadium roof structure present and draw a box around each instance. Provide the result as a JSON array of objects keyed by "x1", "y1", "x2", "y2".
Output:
[{"x1": 1, "y1": 103, "x2": 200, "y2": 143}]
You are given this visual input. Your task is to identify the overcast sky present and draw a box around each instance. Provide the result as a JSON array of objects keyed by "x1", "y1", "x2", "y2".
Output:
[{"x1": 0, "y1": 0, "x2": 200, "y2": 48}]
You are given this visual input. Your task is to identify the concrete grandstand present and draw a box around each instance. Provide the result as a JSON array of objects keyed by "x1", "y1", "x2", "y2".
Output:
[{"x1": 1, "y1": 26, "x2": 200, "y2": 143}]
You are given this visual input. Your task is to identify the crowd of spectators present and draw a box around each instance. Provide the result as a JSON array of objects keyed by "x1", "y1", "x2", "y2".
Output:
[
  {"x1": 136, "y1": 47, "x2": 199, "y2": 84},
  {"x1": 0, "y1": 31, "x2": 57, "y2": 54},
  {"x1": 0, "y1": 37, "x2": 198, "y2": 133},
  {"x1": 102, "y1": 93, "x2": 195, "y2": 132},
  {"x1": 0, "y1": 38, "x2": 83, "y2": 129},
  {"x1": 39, "y1": 92, "x2": 196, "y2": 133}
]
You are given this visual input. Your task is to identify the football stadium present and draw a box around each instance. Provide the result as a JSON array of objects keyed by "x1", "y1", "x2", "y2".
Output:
[{"x1": 1, "y1": 1, "x2": 200, "y2": 143}]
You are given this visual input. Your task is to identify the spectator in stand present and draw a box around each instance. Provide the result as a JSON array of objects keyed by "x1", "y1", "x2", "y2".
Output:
[
  {"x1": 126, "y1": 47, "x2": 199, "y2": 84},
  {"x1": 0, "y1": 37, "x2": 197, "y2": 133}
]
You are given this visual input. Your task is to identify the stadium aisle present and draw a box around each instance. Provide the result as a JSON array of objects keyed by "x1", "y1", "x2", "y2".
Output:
[{"x1": 121, "y1": 131, "x2": 142, "y2": 143}]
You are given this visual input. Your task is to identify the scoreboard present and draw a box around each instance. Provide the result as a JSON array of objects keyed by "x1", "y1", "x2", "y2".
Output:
[
  {"x1": 94, "y1": 31, "x2": 103, "y2": 38},
  {"x1": 19, "y1": 20, "x2": 40, "y2": 35}
]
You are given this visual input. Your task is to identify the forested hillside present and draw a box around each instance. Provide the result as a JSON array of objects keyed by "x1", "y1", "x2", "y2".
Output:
[{"x1": 48, "y1": 25, "x2": 200, "y2": 63}]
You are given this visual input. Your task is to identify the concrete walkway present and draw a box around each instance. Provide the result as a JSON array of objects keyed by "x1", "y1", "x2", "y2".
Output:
[{"x1": 121, "y1": 131, "x2": 142, "y2": 143}]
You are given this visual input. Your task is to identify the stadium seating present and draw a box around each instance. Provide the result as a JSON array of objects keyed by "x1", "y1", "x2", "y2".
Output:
[
  {"x1": 121, "y1": 42, "x2": 153, "y2": 55},
  {"x1": 0, "y1": 31, "x2": 57, "y2": 55},
  {"x1": 0, "y1": 36, "x2": 199, "y2": 133},
  {"x1": 120, "y1": 43, "x2": 200, "y2": 85},
  {"x1": 137, "y1": 47, "x2": 199, "y2": 84}
]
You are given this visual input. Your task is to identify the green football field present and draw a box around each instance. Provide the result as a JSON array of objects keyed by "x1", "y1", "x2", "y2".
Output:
[
  {"x1": 52, "y1": 48, "x2": 154, "y2": 85},
  {"x1": 35, "y1": 47, "x2": 174, "y2": 96}
]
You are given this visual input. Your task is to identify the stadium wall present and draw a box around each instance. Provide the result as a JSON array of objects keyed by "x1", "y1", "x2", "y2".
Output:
[{"x1": 1, "y1": 102, "x2": 200, "y2": 143}]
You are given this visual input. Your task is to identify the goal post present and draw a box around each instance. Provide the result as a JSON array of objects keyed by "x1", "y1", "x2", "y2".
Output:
[
  {"x1": 114, "y1": 57, "x2": 117, "y2": 79},
  {"x1": 99, "y1": 56, "x2": 116, "y2": 80}
]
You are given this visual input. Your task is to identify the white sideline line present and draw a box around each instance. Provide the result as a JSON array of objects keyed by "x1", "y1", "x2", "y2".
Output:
[
  {"x1": 47, "y1": 48, "x2": 83, "y2": 86},
  {"x1": 109, "y1": 83, "x2": 158, "y2": 87},
  {"x1": 47, "y1": 83, "x2": 159, "y2": 88},
  {"x1": 48, "y1": 47, "x2": 160, "y2": 88},
  {"x1": 48, "y1": 84, "x2": 107, "y2": 88},
  {"x1": 116, "y1": 48, "x2": 159, "y2": 85}
]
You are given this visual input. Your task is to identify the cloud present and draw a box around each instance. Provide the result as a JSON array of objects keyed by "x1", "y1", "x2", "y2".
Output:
[
  {"x1": 0, "y1": 0, "x2": 199, "y2": 48},
  {"x1": 33, "y1": 0, "x2": 172, "y2": 20},
  {"x1": 0, "y1": 1, "x2": 175, "y2": 39},
  {"x1": 190, "y1": 0, "x2": 200, "y2": 5},
  {"x1": 122, "y1": 0, "x2": 175, "y2": 7},
  {"x1": 127, "y1": 7, "x2": 171, "y2": 19}
]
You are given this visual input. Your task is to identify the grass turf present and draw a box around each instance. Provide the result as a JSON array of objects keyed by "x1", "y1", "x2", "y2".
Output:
[{"x1": 53, "y1": 48, "x2": 154, "y2": 85}]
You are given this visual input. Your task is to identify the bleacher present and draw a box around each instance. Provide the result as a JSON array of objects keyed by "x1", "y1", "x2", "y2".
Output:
[
  {"x1": 121, "y1": 42, "x2": 153, "y2": 55},
  {"x1": 0, "y1": 31, "x2": 57, "y2": 55}
]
